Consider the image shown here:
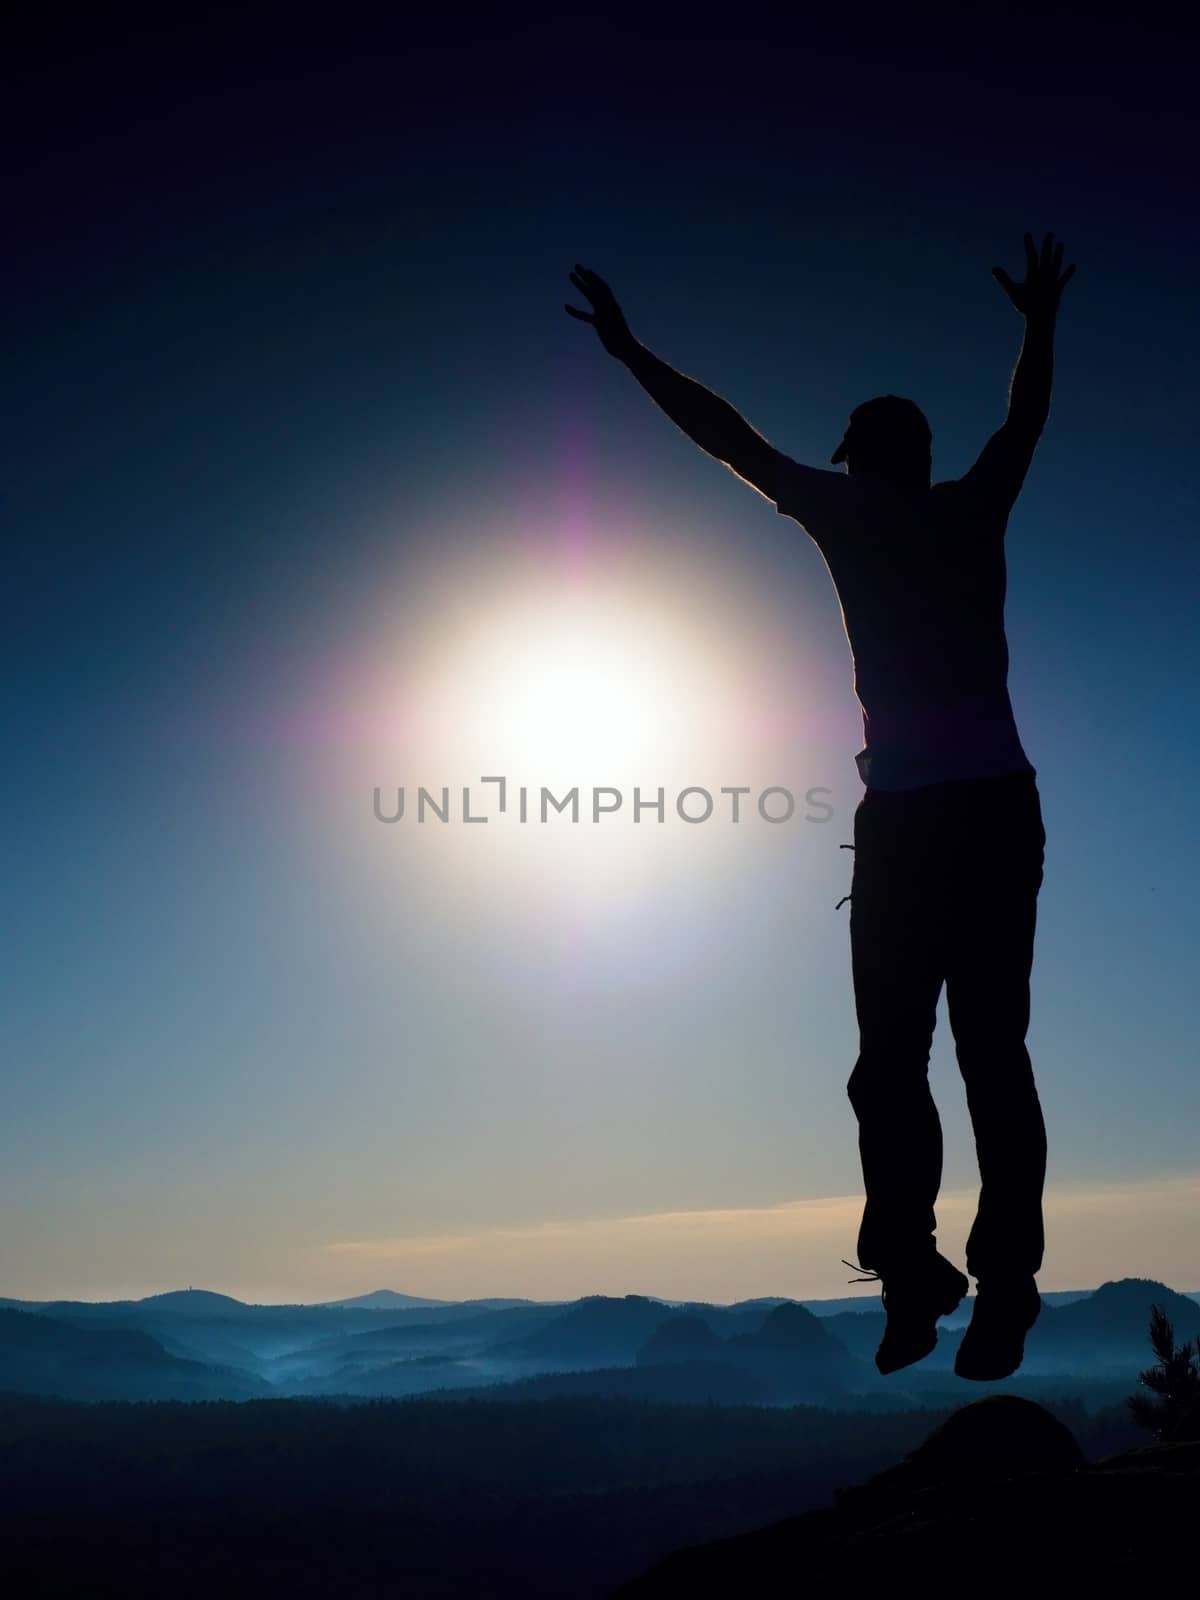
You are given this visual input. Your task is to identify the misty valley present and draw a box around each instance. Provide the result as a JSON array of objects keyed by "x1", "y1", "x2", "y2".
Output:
[{"x1": 3, "y1": 1279, "x2": 1198, "y2": 1594}]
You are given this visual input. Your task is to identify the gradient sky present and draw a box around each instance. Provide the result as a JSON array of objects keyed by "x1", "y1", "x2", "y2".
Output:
[{"x1": 4, "y1": 9, "x2": 1198, "y2": 1303}]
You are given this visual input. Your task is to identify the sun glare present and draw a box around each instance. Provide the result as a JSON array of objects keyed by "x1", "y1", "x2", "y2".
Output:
[
  {"x1": 332, "y1": 532, "x2": 821, "y2": 949},
  {"x1": 434, "y1": 598, "x2": 697, "y2": 786}
]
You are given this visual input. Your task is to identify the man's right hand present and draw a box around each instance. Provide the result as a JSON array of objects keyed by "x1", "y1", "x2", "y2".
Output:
[{"x1": 564, "y1": 264, "x2": 636, "y2": 359}]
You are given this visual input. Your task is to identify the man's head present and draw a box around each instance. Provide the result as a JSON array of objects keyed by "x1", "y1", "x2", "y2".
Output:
[{"x1": 831, "y1": 396, "x2": 932, "y2": 488}]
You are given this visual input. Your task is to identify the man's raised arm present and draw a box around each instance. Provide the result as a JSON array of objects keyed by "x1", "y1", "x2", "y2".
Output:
[
  {"x1": 962, "y1": 232, "x2": 1076, "y2": 509},
  {"x1": 564, "y1": 264, "x2": 780, "y2": 501}
]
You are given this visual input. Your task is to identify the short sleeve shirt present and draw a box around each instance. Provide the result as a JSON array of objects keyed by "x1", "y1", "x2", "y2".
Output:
[{"x1": 773, "y1": 457, "x2": 1035, "y2": 791}]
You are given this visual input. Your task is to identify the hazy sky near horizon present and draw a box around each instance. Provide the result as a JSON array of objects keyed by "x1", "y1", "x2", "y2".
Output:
[{"x1": 4, "y1": 11, "x2": 1198, "y2": 1303}]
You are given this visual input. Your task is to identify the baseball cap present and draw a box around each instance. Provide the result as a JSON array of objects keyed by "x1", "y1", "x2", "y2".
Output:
[{"x1": 831, "y1": 395, "x2": 931, "y2": 465}]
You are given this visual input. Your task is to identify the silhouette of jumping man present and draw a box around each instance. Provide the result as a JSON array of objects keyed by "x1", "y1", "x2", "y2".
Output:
[{"x1": 566, "y1": 233, "x2": 1075, "y2": 1380}]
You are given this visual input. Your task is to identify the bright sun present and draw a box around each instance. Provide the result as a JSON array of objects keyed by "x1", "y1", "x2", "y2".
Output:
[
  {"x1": 467, "y1": 611, "x2": 673, "y2": 783},
  {"x1": 396, "y1": 573, "x2": 756, "y2": 795},
  {"x1": 341, "y1": 543, "x2": 813, "y2": 929}
]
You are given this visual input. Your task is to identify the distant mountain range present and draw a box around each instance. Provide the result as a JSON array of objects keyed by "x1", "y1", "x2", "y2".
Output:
[
  {"x1": 1, "y1": 1280, "x2": 1196, "y2": 1406},
  {"x1": 317, "y1": 1290, "x2": 543, "y2": 1312}
]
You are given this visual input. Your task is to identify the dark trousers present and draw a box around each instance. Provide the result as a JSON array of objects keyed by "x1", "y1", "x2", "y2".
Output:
[{"x1": 847, "y1": 770, "x2": 1047, "y2": 1281}]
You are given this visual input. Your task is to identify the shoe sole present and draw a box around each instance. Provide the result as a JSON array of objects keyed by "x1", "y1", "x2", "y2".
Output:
[
  {"x1": 953, "y1": 1301, "x2": 1041, "y2": 1381},
  {"x1": 876, "y1": 1332, "x2": 938, "y2": 1375},
  {"x1": 875, "y1": 1268, "x2": 970, "y2": 1375},
  {"x1": 954, "y1": 1356, "x2": 1022, "y2": 1381},
  {"x1": 954, "y1": 1343, "x2": 1029, "y2": 1381}
]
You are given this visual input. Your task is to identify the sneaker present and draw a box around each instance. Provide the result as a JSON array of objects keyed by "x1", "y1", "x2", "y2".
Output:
[
  {"x1": 954, "y1": 1277, "x2": 1041, "y2": 1381},
  {"x1": 847, "y1": 1252, "x2": 970, "y2": 1375}
]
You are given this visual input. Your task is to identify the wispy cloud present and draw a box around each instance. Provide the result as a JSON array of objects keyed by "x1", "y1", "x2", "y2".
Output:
[
  {"x1": 319, "y1": 1173, "x2": 1200, "y2": 1303},
  {"x1": 324, "y1": 1191, "x2": 869, "y2": 1259}
]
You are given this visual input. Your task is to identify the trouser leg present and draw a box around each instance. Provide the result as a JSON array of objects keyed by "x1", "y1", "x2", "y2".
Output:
[
  {"x1": 847, "y1": 791, "x2": 946, "y2": 1272},
  {"x1": 944, "y1": 776, "x2": 1047, "y2": 1280}
]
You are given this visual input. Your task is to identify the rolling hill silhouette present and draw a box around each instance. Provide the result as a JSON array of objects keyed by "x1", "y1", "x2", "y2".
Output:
[
  {"x1": 318, "y1": 1290, "x2": 544, "y2": 1311},
  {"x1": 2, "y1": 1279, "x2": 1196, "y2": 1404},
  {"x1": 1030, "y1": 1277, "x2": 1200, "y2": 1360},
  {"x1": 506, "y1": 1294, "x2": 684, "y2": 1363},
  {"x1": 618, "y1": 1395, "x2": 1200, "y2": 1591},
  {"x1": 0, "y1": 1308, "x2": 266, "y2": 1400},
  {"x1": 632, "y1": 1303, "x2": 862, "y2": 1401},
  {"x1": 319, "y1": 1289, "x2": 451, "y2": 1309},
  {"x1": 637, "y1": 1315, "x2": 722, "y2": 1363}
]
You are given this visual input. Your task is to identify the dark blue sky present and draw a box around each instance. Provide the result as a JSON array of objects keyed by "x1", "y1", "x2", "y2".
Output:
[{"x1": 5, "y1": 7, "x2": 1198, "y2": 1300}]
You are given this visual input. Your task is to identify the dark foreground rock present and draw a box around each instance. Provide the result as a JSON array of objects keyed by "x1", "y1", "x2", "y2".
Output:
[{"x1": 617, "y1": 1395, "x2": 1199, "y2": 1592}]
